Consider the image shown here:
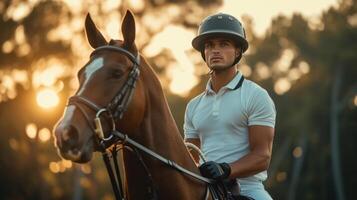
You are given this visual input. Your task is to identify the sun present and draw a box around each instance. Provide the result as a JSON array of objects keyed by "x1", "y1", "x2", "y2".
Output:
[{"x1": 36, "y1": 88, "x2": 60, "y2": 109}]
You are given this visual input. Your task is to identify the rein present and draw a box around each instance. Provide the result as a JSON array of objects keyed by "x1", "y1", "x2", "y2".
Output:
[{"x1": 67, "y1": 45, "x2": 214, "y2": 200}]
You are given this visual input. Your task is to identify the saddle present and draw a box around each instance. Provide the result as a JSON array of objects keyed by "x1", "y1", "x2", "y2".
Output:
[{"x1": 209, "y1": 179, "x2": 254, "y2": 200}]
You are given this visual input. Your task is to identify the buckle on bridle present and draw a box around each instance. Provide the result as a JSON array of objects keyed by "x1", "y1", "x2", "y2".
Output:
[{"x1": 94, "y1": 108, "x2": 116, "y2": 140}]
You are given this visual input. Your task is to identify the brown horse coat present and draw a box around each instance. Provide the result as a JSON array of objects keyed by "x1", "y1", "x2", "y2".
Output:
[{"x1": 54, "y1": 10, "x2": 209, "y2": 200}]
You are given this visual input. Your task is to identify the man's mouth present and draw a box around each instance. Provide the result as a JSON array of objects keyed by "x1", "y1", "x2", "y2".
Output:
[{"x1": 210, "y1": 57, "x2": 223, "y2": 62}]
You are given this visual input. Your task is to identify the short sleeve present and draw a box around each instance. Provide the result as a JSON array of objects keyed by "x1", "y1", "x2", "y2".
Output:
[
  {"x1": 247, "y1": 89, "x2": 276, "y2": 128},
  {"x1": 183, "y1": 101, "x2": 199, "y2": 139}
]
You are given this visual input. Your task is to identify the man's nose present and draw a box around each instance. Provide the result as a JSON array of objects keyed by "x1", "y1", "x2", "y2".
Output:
[
  {"x1": 211, "y1": 49, "x2": 221, "y2": 56},
  {"x1": 210, "y1": 45, "x2": 221, "y2": 53}
]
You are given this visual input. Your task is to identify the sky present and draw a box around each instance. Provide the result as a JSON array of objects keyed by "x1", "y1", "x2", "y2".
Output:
[{"x1": 220, "y1": 0, "x2": 339, "y2": 36}]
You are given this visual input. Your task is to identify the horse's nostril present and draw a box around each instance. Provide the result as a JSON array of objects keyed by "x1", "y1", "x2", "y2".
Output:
[
  {"x1": 62, "y1": 126, "x2": 72, "y2": 141},
  {"x1": 61, "y1": 125, "x2": 79, "y2": 150}
]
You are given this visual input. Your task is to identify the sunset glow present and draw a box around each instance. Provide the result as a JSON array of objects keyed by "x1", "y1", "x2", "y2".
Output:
[
  {"x1": 274, "y1": 78, "x2": 291, "y2": 95},
  {"x1": 221, "y1": 0, "x2": 337, "y2": 36},
  {"x1": 26, "y1": 123, "x2": 37, "y2": 139},
  {"x1": 143, "y1": 25, "x2": 197, "y2": 96},
  {"x1": 38, "y1": 128, "x2": 51, "y2": 142},
  {"x1": 36, "y1": 88, "x2": 59, "y2": 109},
  {"x1": 49, "y1": 162, "x2": 60, "y2": 173},
  {"x1": 32, "y1": 62, "x2": 66, "y2": 88}
]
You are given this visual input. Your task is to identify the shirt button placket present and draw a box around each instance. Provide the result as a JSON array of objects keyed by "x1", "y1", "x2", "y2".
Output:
[{"x1": 212, "y1": 95, "x2": 219, "y2": 116}]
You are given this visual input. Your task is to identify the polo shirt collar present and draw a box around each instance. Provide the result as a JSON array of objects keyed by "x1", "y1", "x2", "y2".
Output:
[
  {"x1": 205, "y1": 72, "x2": 243, "y2": 95},
  {"x1": 225, "y1": 72, "x2": 243, "y2": 90}
]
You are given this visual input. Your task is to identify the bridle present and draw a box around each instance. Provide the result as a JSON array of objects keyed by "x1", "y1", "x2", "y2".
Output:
[{"x1": 67, "y1": 45, "x2": 216, "y2": 200}]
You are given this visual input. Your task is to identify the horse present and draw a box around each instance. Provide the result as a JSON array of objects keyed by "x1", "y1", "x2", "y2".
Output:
[{"x1": 53, "y1": 10, "x2": 211, "y2": 200}]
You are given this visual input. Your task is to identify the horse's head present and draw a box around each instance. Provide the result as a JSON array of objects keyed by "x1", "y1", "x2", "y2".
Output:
[{"x1": 54, "y1": 11, "x2": 145, "y2": 163}]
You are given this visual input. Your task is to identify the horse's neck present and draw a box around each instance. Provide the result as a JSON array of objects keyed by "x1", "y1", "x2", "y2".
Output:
[
  {"x1": 123, "y1": 67, "x2": 206, "y2": 199},
  {"x1": 142, "y1": 92, "x2": 191, "y2": 168}
]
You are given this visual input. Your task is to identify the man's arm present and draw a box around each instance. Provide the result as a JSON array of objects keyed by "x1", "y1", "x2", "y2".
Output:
[
  {"x1": 185, "y1": 138, "x2": 201, "y2": 165},
  {"x1": 228, "y1": 125, "x2": 274, "y2": 179}
]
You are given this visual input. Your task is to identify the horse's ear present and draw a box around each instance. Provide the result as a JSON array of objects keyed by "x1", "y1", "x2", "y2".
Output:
[
  {"x1": 85, "y1": 13, "x2": 107, "y2": 48},
  {"x1": 121, "y1": 10, "x2": 136, "y2": 49}
]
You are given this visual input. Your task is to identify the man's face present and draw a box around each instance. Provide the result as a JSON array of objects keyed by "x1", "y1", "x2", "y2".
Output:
[{"x1": 204, "y1": 38, "x2": 240, "y2": 70}]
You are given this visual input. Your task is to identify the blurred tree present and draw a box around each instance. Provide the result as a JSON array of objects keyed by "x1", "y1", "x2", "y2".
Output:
[
  {"x1": 241, "y1": 0, "x2": 357, "y2": 199},
  {"x1": 0, "y1": 0, "x2": 223, "y2": 199}
]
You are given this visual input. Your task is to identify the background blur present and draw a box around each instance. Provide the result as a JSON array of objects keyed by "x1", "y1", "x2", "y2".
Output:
[{"x1": 0, "y1": 0, "x2": 356, "y2": 199}]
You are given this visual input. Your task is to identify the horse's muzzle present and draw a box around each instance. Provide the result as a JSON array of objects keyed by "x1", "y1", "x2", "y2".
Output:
[
  {"x1": 55, "y1": 124, "x2": 79, "y2": 149},
  {"x1": 54, "y1": 123, "x2": 92, "y2": 163}
]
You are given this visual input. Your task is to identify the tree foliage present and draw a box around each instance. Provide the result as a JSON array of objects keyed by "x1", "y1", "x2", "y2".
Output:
[{"x1": 0, "y1": 0, "x2": 356, "y2": 199}]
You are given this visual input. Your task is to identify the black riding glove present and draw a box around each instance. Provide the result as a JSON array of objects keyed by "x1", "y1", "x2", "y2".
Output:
[{"x1": 199, "y1": 161, "x2": 231, "y2": 180}]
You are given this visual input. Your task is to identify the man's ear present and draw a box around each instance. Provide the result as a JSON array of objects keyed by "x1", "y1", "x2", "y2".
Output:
[{"x1": 235, "y1": 49, "x2": 241, "y2": 57}]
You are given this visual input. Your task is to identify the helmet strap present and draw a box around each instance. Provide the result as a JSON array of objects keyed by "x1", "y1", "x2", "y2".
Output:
[{"x1": 232, "y1": 51, "x2": 242, "y2": 66}]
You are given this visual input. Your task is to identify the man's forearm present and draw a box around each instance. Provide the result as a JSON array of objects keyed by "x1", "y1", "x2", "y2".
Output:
[{"x1": 228, "y1": 152, "x2": 271, "y2": 179}]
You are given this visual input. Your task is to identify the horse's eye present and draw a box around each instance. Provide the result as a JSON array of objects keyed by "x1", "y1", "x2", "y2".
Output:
[{"x1": 110, "y1": 69, "x2": 123, "y2": 79}]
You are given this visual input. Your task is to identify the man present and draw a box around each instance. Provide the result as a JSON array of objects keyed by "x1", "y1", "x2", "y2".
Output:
[{"x1": 184, "y1": 13, "x2": 276, "y2": 200}]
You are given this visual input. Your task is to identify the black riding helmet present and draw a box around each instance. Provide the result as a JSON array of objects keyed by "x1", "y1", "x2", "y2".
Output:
[{"x1": 192, "y1": 13, "x2": 248, "y2": 66}]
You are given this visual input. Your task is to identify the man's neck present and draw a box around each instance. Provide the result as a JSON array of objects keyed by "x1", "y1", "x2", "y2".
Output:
[{"x1": 210, "y1": 66, "x2": 238, "y2": 93}]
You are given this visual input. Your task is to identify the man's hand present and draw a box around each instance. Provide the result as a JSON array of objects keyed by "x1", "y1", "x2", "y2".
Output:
[{"x1": 199, "y1": 161, "x2": 231, "y2": 180}]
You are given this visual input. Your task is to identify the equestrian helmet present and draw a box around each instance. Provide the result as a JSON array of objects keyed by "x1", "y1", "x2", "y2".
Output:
[{"x1": 192, "y1": 13, "x2": 249, "y2": 56}]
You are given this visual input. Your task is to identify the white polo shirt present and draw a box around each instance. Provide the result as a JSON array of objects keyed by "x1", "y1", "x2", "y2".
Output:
[{"x1": 184, "y1": 72, "x2": 276, "y2": 184}]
